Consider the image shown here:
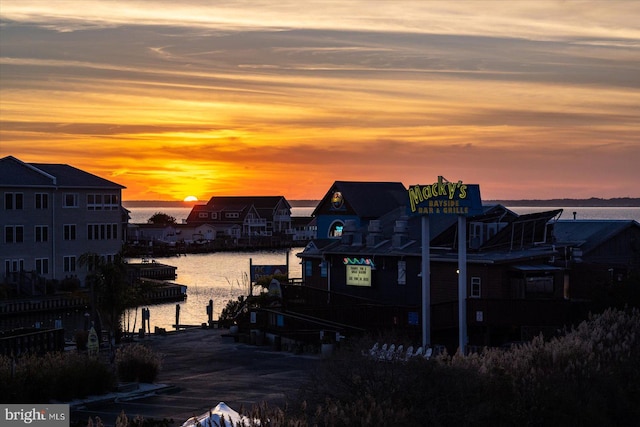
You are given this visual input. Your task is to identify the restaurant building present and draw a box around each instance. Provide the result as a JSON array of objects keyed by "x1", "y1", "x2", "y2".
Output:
[{"x1": 295, "y1": 179, "x2": 640, "y2": 350}]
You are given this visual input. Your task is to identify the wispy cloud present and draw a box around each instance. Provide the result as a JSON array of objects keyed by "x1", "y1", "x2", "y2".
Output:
[{"x1": 1, "y1": 1, "x2": 639, "y2": 199}]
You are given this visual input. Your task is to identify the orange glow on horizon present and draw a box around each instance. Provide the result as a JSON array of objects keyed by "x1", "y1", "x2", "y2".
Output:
[{"x1": 1, "y1": 1, "x2": 638, "y2": 200}]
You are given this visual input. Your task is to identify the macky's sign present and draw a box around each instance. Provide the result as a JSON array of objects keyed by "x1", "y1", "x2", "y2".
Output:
[{"x1": 408, "y1": 176, "x2": 482, "y2": 216}]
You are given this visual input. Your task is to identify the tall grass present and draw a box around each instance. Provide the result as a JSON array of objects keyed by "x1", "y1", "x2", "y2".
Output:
[
  {"x1": 0, "y1": 351, "x2": 116, "y2": 403},
  {"x1": 115, "y1": 343, "x2": 162, "y2": 383},
  {"x1": 74, "y1": 307, "x2": 640, "y2": 426}
]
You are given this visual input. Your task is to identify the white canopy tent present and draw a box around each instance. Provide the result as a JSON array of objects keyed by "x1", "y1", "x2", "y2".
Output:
[{"x1": 182, "y1": 402, "x2": 256, "y2": 427}]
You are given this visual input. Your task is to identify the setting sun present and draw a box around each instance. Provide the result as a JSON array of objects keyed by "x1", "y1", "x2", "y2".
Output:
[{"x1": 184, "y1": 195, "x2": 198, "y2": 202}]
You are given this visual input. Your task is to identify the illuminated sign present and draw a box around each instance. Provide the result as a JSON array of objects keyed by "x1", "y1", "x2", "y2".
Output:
[
  {"x1": 344, "y1": 258, "x2": 374, "y2": 287},
  {"x1": 331, "y1": 191, "x2": 344, "y2": 210},
  {"x1": 346, "y1": 265, "x2": 371, "y2": 287},
  {"x1": 343, "y1": 257, "x2": 375, "y2": 268},
  {"x1": 407, "y1": 176, "x2": 482, "y2": 216},
  {"x1": 251, "y1": 265, "x2": 287, "y2": 282}
]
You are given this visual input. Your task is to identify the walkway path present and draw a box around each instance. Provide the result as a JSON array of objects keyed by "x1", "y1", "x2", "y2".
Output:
[{"x1": 70, "y1": 328, "x2": 319, "y2": 426}]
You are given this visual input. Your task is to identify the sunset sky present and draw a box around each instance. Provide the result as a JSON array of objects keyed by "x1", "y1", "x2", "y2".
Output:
[{"x1": 1, "y1": 1, "x2": 639, "y2": 201}]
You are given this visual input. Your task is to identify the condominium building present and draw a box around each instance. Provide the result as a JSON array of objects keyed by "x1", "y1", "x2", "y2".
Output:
[{"x1": 0, "y1": 156, "x2": 127, "y2": 290}]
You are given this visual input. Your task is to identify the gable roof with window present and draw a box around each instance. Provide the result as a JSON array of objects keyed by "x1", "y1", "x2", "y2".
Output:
[
  {"x1": 313, "y1": 181, "x2": 407, "y2": 218},
  {"x1": 185, "y1": 196, "x2": 290, "y2": 226}
]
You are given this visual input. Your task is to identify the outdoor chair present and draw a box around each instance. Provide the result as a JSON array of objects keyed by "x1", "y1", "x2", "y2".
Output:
[
  {"x1": 384, "y1": 344, "x2": 396, "y2": 360},
  {"x1": 404, "y1": 346, "x2": 414, "y2": 361}
]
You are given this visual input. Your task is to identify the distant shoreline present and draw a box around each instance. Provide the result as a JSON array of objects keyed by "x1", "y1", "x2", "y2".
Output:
[
  {"x1": 123, "y1": 198, "x2": 640, "y2": 208},
  {"x1": 122, "y1": 199, "x2": 320, "y2": 208},
  {"x1": 485, "y1": 198, "x2": 640, "y2": 207}
]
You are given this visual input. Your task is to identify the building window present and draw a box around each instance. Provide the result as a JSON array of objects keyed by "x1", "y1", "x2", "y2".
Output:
[
  {"x1": 525, "y1": 276, "x2": 554, "y2": 294},
  {"x1": 329, "y1": 221, "x2": 344, "y2": 238},
  {"x1": 225, "y1": 212, "x2": 239, "y2": 219},
  {"x1": 5, "y1": 226, "x2": 24, "y2": 243},
  {"x1": 63, "y1": 193, "x2": 78, "y2": 208},
  {"x1": 35, "y1": 225, "x2": 49, "y2": 242},
  {"x1": 83, "y1": 254, "x2": 99, "y2": 272},
  {"x1": 63, "y1": 256, "x2": 76, "y2": 273},
  {"x1": 35, "y1": 193, "x2": 49, "y2": 209},
  {"x1": 106, "y1": 194, "x2": 119, "y2": 209},
  {"x1": 305, "y1": 260, "x2": 313, "y2": 277},
  {"x1": 398, "y1": 261, "x2": 406, "y2": 285},
  {"x1": 87, "y1": 193, "x2": 118, "y2": 210},
  {"x1": 199, "y1": 212, "x2": 209, "y2": 218},
  {"x1": 88, "y1": 224, "x2": 117, "y2": 240},
  {"x1": 64, "y1": 224, "x2": 77, "y2": 240},
  {"x1": 88, "y1": 194, "x2": 102, "y2": 210},
  {"x1": 471, "y1": 276, "x2": 481, "y2": 298},
  {"x1": 4, "y1": 193, "x2": 23, "y2": 210},
  {"x1": 36, "y1": 258, "x2": 49, "y2": 275},
  {"x1": 5, "y1": 259, "x2": 25, "y2": 273}
]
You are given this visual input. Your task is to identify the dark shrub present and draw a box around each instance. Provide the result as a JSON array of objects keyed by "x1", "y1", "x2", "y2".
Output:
[
  {"x1": 115, "y1": 343, "x2": 162, "y2": 383},
  {"x1": 0, "y1": 351, "x2": 115, "y2": 403}
]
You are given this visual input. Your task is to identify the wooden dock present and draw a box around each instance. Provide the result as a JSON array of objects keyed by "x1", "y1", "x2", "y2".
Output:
[{"x1": 138, "y1": 277, "x2": 187, "y2": 303}]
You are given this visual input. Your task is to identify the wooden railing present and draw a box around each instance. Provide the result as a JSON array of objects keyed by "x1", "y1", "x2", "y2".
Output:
[{"x1": 0, "y1": 328, "x2": 65, "y2": 356}]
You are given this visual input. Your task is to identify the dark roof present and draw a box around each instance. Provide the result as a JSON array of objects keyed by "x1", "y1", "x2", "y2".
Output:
[
  {"x1": 299, "y1": 205, "x2": 563, "y2": 264},
  {"x1": 313, "y1": 181, "x2": 407, "y2": 218},
  {"x1": 0, "y1": 156, "x2": 55, "y2": 186},
  {"x1": 187, "y1": 196, "x2": 290, "y2": 224},
  {"x1": 430, "y1": 204, "x2": 518, "y2": 247},
  {"x1": 479, "y1": 209, "x2": 562, "y2": 251},
  {"x1": 311, "y1": 232, "x2": 557, "y2": 265},
  {"x1": 291, "y1": 216, "x2": 315, "y2": 227},
  {"x1": 0, "y1": 155, "x2": 125, "y2": 189},
  {"x1": 31, "y1": 163, "x2": 125, "y2": 189},
  {"x1": 205, "y1": 196, "x2": 289, "y2": 219},
  {"x1": 554, "y1": 219, "x2": 640, "y2": 254}
]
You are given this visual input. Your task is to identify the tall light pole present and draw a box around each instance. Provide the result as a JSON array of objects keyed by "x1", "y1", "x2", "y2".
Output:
[{"x1": 421, "y1": 215, "x2": 430, "y2": 349}]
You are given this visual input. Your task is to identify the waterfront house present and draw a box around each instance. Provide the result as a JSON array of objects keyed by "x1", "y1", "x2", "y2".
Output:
[
  {"x1": 0, "y1": 155, "x2": 127, "y2": 292},
  {"x1": 186, "y1": 196, "x2": 294, "y2": 247},
  {"x1": 291, "y1": 216, "x2": 317, "y2": 243},
  {"x1": 294, "y1": 180, "x2": 638, "y2": 350}
]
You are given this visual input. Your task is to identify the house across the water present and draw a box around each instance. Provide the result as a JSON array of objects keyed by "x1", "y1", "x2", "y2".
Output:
[{"x1": 127, "y1": 195, "x2": 315, "y2": 253}]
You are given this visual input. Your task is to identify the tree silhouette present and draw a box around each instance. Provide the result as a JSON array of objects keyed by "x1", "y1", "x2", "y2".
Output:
[
  {"x1": 147, "y1": 212, "x2": 177, "y2": 225},
  {"x1": 79, "y1": 251, "x2": 143, "y2": 345}
]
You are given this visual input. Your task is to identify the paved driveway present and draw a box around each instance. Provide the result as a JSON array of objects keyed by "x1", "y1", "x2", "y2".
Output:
[{"x1": 71, "y1": 329, "x2": 319, "y2": 426}]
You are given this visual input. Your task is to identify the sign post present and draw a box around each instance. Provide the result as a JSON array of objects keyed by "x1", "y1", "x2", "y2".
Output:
[
  {"x1": 458, "y1": 215, "x2": 467, "y2": 355},
  {"x1": 407, "y1": 176, "x2": 482, "y2": 354},
  {"x1": 421, "y1": 215, "x2": 430, "y2": 349}
]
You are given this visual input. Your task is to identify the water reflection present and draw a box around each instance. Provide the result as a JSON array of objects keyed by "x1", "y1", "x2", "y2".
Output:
[
  {"x1": 0, "y1": 249, "x2": 303, "y2": 339},
  {"x1": 128, "y1": 248, "x2": 303, "y2": 331}
]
